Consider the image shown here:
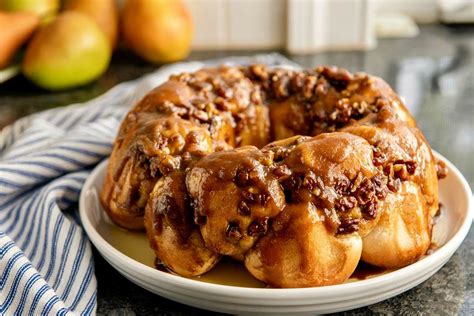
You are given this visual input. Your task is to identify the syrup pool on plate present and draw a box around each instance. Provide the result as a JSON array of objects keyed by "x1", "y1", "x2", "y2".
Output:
[{"x1": 96, "y1": 216, "x2": 402, "y2": 288}]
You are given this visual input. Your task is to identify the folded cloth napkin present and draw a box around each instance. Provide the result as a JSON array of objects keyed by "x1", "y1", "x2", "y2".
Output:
[{"x1": 0, "y1": 54, "x2": 296, "y2": 315}]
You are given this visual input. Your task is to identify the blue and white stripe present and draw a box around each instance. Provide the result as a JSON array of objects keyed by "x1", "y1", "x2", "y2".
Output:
[{"x1": 0, "y1": 54, "x2": 295, "y2": 315}]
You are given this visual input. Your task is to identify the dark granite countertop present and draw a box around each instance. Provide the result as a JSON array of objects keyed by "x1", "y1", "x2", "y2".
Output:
[{"x1": 1, "y1": 24, "x2": 472, "y2": 315}]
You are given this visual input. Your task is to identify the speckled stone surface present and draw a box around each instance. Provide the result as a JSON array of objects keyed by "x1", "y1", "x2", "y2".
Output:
[{"x1": 1, "y1": 24, "x2": 472, "y2": 315}]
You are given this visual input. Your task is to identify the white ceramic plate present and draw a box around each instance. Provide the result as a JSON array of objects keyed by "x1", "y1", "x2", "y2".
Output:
[{"x1": 79, "y1": 152, "x2": 473, "y2": 314}]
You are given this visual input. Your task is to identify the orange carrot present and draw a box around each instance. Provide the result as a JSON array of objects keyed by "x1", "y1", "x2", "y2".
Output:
[{"x1": 0, "y1": 11, "x2": 40, "y2": 68}]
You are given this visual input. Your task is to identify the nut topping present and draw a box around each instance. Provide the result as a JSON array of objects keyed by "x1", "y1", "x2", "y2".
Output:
[{"x1": 226, "y1": 222, "x2": 242, "y2": 240}]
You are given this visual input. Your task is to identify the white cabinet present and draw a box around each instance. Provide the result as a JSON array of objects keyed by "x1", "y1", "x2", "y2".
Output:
[{"x1": 185, "y1": 0, "x2": 376, "y2": 53}]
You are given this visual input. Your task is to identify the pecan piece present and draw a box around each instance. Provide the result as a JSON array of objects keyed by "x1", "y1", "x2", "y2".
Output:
[
  {"x1": 248, "y1": 217, "x2": 269, "y2": 237},
  {"x1": 273, "y1": 164, "x2": 292, "y2": 179},
  {"x1": 238, "y1": 200, "x2": 251, "y2": 216},
  {"x1": 436, "y1": 160, "x2": 448, "y2": 179},
  {"x1": 226, "y1": 222, "x2": 242, "y2": 240},
  {"x1": 336, "y1": 218, "x2": 360, "y2": 235}
]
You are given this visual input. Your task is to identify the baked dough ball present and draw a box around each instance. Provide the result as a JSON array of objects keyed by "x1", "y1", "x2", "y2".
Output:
[
  {"x1": 361, "y1": 182, "x2": 431, "y2": 268},
  {"x1": 245, "y1": 202, "x2": 362, "y2": 287},
  {"x1": 144, "y1": 171, "x2": 221, "y2": 276},
  {"x1": 266, "y1": 132, "x2": 387, "y2": 237},
  {"x1": 100, "y1": 113, "x2": 216, "y2": 229},
  {"x1": 186, "y1": 146, "x2": 285, "y2": 257}
]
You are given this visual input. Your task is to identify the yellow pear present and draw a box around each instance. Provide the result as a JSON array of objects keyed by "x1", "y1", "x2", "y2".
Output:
[
  {"x1": 122, "y1": 0, "x2": 193, "y2": 63},
  {"x1": 23, "y1": 11, "x2": 111, "y2": 90},
  {"x1": 64, "y1": 0, "x2": 119, "y2": 49},
  {"x1": 0, "y1": 11, "x2": 39, "y2": 68},
  {"x1": 0, "y1": 0, "x2": 59, "y2": 22}
]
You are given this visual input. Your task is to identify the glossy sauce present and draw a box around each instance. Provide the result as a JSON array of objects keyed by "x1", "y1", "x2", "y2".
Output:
[
  {"x1": 350, "y1": 261, "x2": 389, "y2": 280},
  {"x1": 98, "y1": 218, "x2": 394, "y2": 287},
  {"x1": 100, "y1": 63, "x2": 445, "y2": 287},
  {"x1": 427, "y1": 242, "x2": 440, "y2": 255},
  {"x1": 433, "y1": 203, "x2": 443, "y2": 225},
  {"x1": 97, "y1": 221, "x2": 265, "y2": 287}
]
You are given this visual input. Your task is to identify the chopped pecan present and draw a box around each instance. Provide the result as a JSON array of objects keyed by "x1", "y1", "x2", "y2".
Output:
[
  {"x1": 336, "y1": 218, "x2": 359, "y2": 235},
  {"x1": 226, "y1": 222, "x2": 242, "y2": 240},
  {"x1": 436, "y1": 160, "x2": 448, "y2": 179},
  {"x1": 248, "y1": 217, "x2": 269, "y2": 237}
]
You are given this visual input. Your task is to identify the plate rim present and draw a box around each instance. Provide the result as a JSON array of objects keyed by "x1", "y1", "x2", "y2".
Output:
[{"x1": 79, "y1": 151, "x2": 473, "y2": 301}]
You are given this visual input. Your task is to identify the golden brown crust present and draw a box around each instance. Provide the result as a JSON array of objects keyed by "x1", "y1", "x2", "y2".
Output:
[
  {"x1": 144, "y1": 171, "x2": 221, "y2": 276},
  {"x1": 267, "y1": 132, "x2": 385, "y2": 236},
  {"x1": 245, "y1": 203, "x2": 362, "y2": 288},
  {"x1": 186, "y1": 146, "x2": 285, "y2": 257},
  {"x1": 361, "y1": 182, "x2": 431, "y2": 268},
  {"x1": 100, "y1": 64, "x2": 440, "y2": 287},
  {"x1": 100, "y1": 113, "x2": 219, "y2": 230}
]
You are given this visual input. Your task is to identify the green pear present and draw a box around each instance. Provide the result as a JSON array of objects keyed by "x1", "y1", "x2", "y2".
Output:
[
  {"x1": 0, "y1": 0, "x2": 59, "y2": 22},
  {"x1": 23, "y1": 11, "x2": 111, "y2": 90}
]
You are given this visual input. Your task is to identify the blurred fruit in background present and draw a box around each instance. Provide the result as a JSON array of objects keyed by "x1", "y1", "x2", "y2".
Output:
[
  {"x1": 0, "y1": 0, "x2": 194, "y2": 90},
  {"x1": 122, "y1": 0, "x2": 193, "y2": 63},
  {"x1": 0, "y1": 11, "x2": 39, "y2": 68},
  {"x1": 0, "y1": 0, "x2": 59, "y2": 23},
  {"x1": 22, "y1": 11, "x2": 111, "y2": 90},
  {"x1": 64, "y1": 0, "x2": 119, "y2": 49}
]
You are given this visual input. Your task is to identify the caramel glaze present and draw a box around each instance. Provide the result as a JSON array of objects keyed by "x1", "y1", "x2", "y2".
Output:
[
  {"x1": 350, "y1": 261, "x2": 388, "y2": 280},
  {"x1": 100, "y1": 65, "x2": 443, "y2": 287}
]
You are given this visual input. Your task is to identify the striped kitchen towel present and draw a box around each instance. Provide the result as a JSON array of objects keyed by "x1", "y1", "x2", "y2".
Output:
[{"x1": 0, "y1": 54, "x2": 297, "y2": 315}]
